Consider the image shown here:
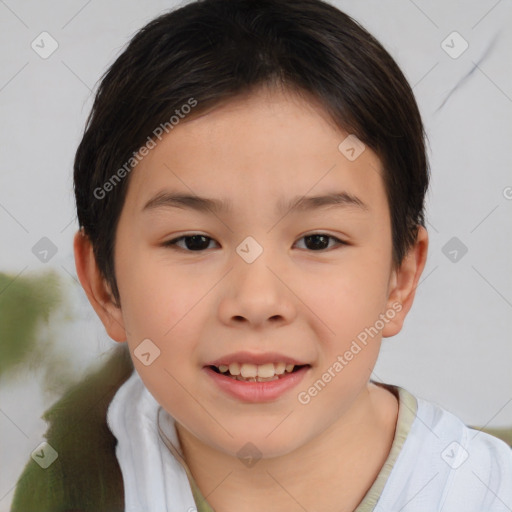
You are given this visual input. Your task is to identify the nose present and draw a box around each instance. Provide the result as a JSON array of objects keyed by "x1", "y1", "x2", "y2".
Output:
[{"x1": 217, "y1": 250, "x2": 297, "y2": 329}]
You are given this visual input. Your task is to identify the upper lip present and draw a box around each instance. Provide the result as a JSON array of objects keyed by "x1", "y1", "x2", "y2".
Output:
[{"x1": 205, "y1": 351, "x2": 310, "y2": 367}]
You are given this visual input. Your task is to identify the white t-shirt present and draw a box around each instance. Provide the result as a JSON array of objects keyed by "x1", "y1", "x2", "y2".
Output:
[{"x1": 106, "y1": 370, "x2": 512, "y2": 512}]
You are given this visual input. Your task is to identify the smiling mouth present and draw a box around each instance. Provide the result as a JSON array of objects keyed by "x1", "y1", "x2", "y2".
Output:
[{"x1": 208, "y1": 362, "x2": 310, "y2": 382}]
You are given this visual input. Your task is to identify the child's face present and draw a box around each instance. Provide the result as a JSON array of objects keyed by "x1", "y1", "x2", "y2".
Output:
[{"x1": 93, "y1": 88, "x2": 419, "y2": 457}]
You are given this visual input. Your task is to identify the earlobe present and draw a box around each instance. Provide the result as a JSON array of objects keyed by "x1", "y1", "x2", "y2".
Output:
[
  {"x1": 73, "y1": 230, "x2": 127, "y2": 343},
  {"x1": 382, "y1": 226, "x2": 429, "y2": 338}
]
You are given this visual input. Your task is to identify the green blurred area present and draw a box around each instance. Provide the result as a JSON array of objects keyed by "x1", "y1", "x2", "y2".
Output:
[{"x1": 0, "y1": 270, "x2": 61, "y2": 377}]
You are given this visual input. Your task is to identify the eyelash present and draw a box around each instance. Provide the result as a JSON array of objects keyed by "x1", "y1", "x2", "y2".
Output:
[{"x1": 162, "y1": 233, "x2": 347, "y2": 252}]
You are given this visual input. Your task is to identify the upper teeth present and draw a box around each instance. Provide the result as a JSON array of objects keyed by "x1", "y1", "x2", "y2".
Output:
[{"x1": 217, "y1": 362, "x2": 296, "y2": 378}]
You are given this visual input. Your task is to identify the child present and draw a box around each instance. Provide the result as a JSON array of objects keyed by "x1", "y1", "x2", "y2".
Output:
[{"x1": 11, "y1": 0, "x2": 512, "y2": 511}]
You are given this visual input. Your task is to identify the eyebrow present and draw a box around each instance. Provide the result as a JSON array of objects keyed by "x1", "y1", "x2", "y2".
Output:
[{"x1": 142, "y1": 190, "x2": 368, "y2": 215}]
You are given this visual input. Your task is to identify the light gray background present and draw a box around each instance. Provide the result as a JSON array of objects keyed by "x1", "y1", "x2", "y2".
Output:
[{"x1": 1, "y1": 1, "x2": 511, "y2": 509}]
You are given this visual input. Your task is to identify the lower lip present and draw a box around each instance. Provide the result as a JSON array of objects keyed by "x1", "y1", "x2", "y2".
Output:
[{"x1": 204, "y1": 366, "x2": 310, "y2": 403}]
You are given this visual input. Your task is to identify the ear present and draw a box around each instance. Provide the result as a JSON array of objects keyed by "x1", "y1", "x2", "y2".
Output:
[
  {"x1": 73, "y1": 229, "x2": 127, "y2": 343},
  {"x1": 382, "y1": 225, "x2": 428, "y2": 337}
]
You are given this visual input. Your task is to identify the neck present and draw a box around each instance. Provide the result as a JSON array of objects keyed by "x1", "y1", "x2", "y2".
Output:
[{"x1": 175, "y1": 382, "x2": 398, "y2": 512}]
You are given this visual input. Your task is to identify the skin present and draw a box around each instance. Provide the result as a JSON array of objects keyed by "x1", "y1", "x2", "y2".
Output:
[{"x1": 75, "y1": 86, "x2": 428, "y2": 512}]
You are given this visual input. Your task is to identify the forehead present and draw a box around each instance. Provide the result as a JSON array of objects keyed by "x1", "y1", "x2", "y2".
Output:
[{"x1": 124, "y1": 88, "x2": 387, "y2": 218}]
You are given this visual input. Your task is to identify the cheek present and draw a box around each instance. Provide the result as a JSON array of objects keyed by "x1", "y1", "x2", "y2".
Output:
[
  {"x1": 293, "y1": 260, "x2": 389, "y2": 421},
  {"x1": 304, "y1": 254, "x2": 391, "y2": 341},
  {"x1": 117, "y1": 255, "x2": 205, "y2": 422},
  {"x1": 117, "y1": 249, "x2": 201, "y2": 337},
  {"x1": 115, "y1": 253, "x2": 207, "y2": 407}
]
